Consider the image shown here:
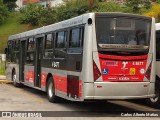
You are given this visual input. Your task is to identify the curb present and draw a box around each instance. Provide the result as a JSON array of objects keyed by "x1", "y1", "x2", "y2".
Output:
[{"x1": 0, "y1": 80, "x2": 12, "y2": 84}]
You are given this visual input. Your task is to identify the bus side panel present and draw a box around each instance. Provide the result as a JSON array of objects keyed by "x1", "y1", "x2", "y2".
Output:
[
  {"x1": 40, "y1": 67, "x2": 82, "y2": 100},
  {"x1": 148, "y1": 18, "x2": 156, "y2": 83},
  {"x1": 24, "y1": 65, "x2": 35, "y2": 87},
  {"x1": 81, "y1": 24, "x2": 94, "y2": 83}
]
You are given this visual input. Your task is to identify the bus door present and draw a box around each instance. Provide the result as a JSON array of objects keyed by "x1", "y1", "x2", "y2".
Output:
[
  {"x1": 34, "y1": 36, "x2": 44, "y2": 87},
  {"x1": 19, "y1": 40, "x2": 26, "y2": 82}
]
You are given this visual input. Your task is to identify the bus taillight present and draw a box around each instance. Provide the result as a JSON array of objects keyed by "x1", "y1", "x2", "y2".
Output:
[
  {"x1": 145, "y1": 63, "x2": 152, "y2": 80},
  {"x1": 93, "y1": 61, "x2": 101, "y2": 81}
]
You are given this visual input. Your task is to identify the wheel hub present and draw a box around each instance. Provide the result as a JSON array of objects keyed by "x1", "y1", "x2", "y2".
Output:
[{"x1": 48, "y1": 82, "x2": 53, "y2": 98}]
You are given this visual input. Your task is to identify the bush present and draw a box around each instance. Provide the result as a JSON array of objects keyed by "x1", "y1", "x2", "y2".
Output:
[
  {"x1": 19, "y1": 4, "x2": 44, "y2": 26},
  {"x1": 95, "y1": 2, "x2": 127, "y2": 12},
  {"x1": 19, "y1": 4, "x2": 57, "y2": 27},
  {"x1": 38, "y1": 7, "x2": 57, "y2": 26},
  {"x1": 144, "y1": 4, "x2": 160, "y2": 22},
  {"x1": 18, "y1": 1, "x2": 133, "y2": 26},
  {"x1": 0, "y1": 0, "x2": 9, "y2": 25},
  {"x1": 56, "y1": 0, "x2": 89, "y2": 21}
]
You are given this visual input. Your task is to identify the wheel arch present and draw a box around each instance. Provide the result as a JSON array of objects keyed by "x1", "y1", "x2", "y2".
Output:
[
  {"x1": 45, "y1": 73, "x2": 54, "y2": 91},
  {"x1": 11, "y1": 67, "x2": 16, "y2": 81}
]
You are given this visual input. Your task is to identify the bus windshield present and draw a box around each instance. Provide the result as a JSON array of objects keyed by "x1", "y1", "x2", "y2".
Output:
[{"x1": 96, "y1": 17, "x2": 151, "y2": 50}]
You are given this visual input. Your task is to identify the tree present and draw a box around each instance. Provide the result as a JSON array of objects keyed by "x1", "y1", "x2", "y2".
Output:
[
  {"x1": 38, "y1": 8, "x2": 57, "y2": 26},
  {"x1": 56, "y1": 0, "x2": 89, "y2": 21},
  {"x1": 0, "y1": 0, "x2": 9, "y2": 24},
  {"x1": 126, "y1": 0, "x2": 152, "y2": 13},
  {"x1": 143, "y1": 0, "x2": 152, "y2": 9},
  {"x1": 3, "y1": 0, "x2": 17, "y2": 11},
  {"x1": 87, "y1": 0, "x2": 97, "y2": 8},
  {"x1": 156, "y1": 0, "x2": 160, "y2": 3},
  {"x1": 19, "y1": 4, "x2": 44, "y2": 26},
  {"x1": 19, "y1": 3, "x2": 57, "y2": 26},
  {"x1": 144, "y1": 4, "x2": 160, "y2": 22},
  {"x1": 126, "y1": 0, "x2": 142, "y2": 13},
  {"x1": 96, "y1": 2, "x2": 125, "y2": 12}
]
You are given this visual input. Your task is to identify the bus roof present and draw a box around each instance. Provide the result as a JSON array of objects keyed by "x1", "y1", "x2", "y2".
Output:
[
  {"x1": 8, "y1": 12, "x2": 152, "y2": 41},
  {"x1": 156, "y1": 23, "x2": 160, "y2": 30}
]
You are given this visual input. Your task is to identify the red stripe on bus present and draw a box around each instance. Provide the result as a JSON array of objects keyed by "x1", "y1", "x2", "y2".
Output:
[
  {"x1": 25, "y1": 71, "x2": 82, "y2": 97},
  {"x1": 53, "y1": 75, "x2": 67, "y2": 93},
  {"x1": 99, "y1": 53, "x2": 148, "y2": 60},
  {"x1": 25, "y1": 70, "x2": 34, "y2": 82},
  {"x1": 53, "y1": 75, "x2": 82, "y2": 97},
  {"x1": 41, "y1": 73, "x2": 47, "y2": 86}
]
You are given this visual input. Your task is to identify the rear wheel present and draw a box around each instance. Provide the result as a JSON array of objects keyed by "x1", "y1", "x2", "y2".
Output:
[
  {"x1": 146, "y1": 86, "x2": 160, "y2": 108},
  {"x1": 47, "y1": 77, "x2": 59, "y2": 103}
]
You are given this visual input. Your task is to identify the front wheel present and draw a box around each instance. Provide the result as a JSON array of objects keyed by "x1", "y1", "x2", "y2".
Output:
[
  {"x1": 146, "y1": 86, "x2": 160, "y2": 108},
  {"x1": 47, "y1": 77, "x2": 59, "y2": 103},
  {"x1": 12, "y1": 70, "x2": 19, "y2": 87}
]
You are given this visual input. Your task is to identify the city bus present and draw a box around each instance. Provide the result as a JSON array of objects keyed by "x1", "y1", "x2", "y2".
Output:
[{"x1": 5, "y1": 12, "x2": 156, "y2": 103}]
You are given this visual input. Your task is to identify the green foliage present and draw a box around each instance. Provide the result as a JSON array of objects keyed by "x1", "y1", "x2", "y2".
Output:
[
  {"x1": 95, "y1": 2, "x2": 126, "y2": 12},
  {"x1": 126, "y1": 0, "x2": 152, "y2": 13},
  {"x1": 19, "y1": 4, "x2": 44, "y2": 26},
  {"x1": 6, "y1": 2, "x2": 17, "y2": 12},
  {"x1": 143, "y1": 0, "x2": 152, "y2": 9},
  {"x1": 38, "y1": 8, "x2": 57, "y2": 26},
  {"x1": 0, "y1": 0, "x2": 9, "y2": 25},
  {"x1": 3, "y1": 0, "x2": 17, "y2": 12},
  {"x1": 56, "y1": 0, "x2": 127, "y2": 21},
  {"x1": 56, "y1": 0, "x2": 89, "y2": 21},
  {"x1": 156, "y1": 0, "x2": 160, "y2": 4},
  {"x1": 3, "y1": 0, "x2": 17, "y2": 4},
  {"x1": 19, "y1": 4, "x2": 57, "y2": 27},
  {"x1": 19, "y1": 0, "x2": 153, "y2": 27},
  {"x1": 0, "y1": 13, "x2": 29, "y2": 54},
  {"x1": 126, "y1": 0, "x2": 142, "y2": 13},
  {"x1": 0, "y1": 61, "x2": 5, "y2": 75},
  {"x1": 144, "y1": 4, "x2": 160, "y2": 22}
]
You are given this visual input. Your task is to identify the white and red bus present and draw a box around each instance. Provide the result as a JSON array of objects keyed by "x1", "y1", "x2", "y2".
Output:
[{"x1": 5, "y1": 12, "x2": 156, "y2": 103}]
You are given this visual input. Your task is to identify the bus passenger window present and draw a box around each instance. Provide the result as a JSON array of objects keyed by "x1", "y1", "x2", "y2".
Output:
[
  {"x1": 7, "y1": 41, "x2": 12, "y2": 62},
  {"x1": 68, "y1": 27, "x2": 84, "y2": 53},
  {"x1": 27, "y1": 38, "x2": 35, "y2": 51},
  {"x1": 26, "y1": 38, "x2": 35, "y2": 65},
  {"x1": 70, "y1": 28, "x2": 81, "y2": 48},
  {"x1": 45, "y1": 34, "x2": 53, "y2": 49},
  {"x1": 15, "y1": 40, "x2": 20, "y2": 51},
  {"x1": 56, "y1": 31, "x2": 67, "y2": 48},
  {"x1": 44, "y1": 34, "x2": 53, "y2": 58}
]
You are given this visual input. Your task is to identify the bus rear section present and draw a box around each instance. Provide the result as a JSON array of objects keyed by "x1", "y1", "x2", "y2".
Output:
[
  {"x1": 83, "y1": 13, "x2": 155, "y2": 100},
  {"x1": 146, "y1": 23, "x2": 160, "y2": 108}
]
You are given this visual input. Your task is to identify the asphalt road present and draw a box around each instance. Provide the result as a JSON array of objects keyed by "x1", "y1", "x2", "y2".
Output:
[{"x1": 0, "y1": 82, "x2": 160, "y2": 120}]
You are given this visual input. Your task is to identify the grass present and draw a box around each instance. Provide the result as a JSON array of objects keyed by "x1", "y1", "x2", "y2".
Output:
[
  {"x1": 0, "y1": 13, "x2": 29, "y2": 54},
  {"x1": 0, "y1": 61, "x2": 5, "y2": 75}
]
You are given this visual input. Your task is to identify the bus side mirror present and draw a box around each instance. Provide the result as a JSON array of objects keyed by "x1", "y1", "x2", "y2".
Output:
[{"x1": 5, "y1": 48, "x2": 7, "y2": 54}]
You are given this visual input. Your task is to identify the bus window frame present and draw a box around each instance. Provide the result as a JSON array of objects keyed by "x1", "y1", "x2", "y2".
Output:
[
  {"x1": 54, "y1": 29, "x2": 68, "y2": 59},
  {"x1": 67, "y1": 26, "x2": 84, "y2": 54},
  {"x1": 25, "y1": 37, "x2": 35, "y2": 65},
  {"x1": 44, "y1": 32, "x2": 54, "y2": 59}
]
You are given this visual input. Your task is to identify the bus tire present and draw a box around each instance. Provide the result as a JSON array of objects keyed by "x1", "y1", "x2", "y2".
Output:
[
  {"x1": 12, "y1": 70, "x2": 19, "y2": 87},
  {"x1": 47, "y1": 77, "x2": 59, "y2": 103},
  {"x1": 146, "y1": 86, "x2": 160, "y2": 108}
]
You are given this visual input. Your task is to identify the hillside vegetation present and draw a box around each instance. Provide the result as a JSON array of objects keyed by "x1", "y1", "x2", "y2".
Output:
[{"x1": 0, "y1": 13, "x2": 29, "y2": 53}]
